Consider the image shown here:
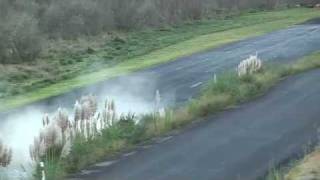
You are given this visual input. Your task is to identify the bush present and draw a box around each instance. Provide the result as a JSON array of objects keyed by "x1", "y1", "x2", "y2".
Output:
[
  {"x1": 0, "y1": 14, "x2": 44, "y2": 64},
  {"x1": 39, "y1": 0, "x2": 113, "y2": 38}
]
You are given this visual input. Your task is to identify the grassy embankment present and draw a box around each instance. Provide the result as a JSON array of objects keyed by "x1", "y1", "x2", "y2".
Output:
[
  {"x1": 285, "y1": 148, "x2": 320, "y2": 180},
  {"x1": 266, "y1": 148, "x2": 320, "y2": 180},
  {"x1": 39, "y1": 52, "x2": 320, "y2": 180},
  {"x1": 1, "y1": 8, "x2": 319, "y2": 112}
]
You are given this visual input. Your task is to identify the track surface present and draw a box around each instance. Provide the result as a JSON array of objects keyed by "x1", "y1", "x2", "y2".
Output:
[
  {"x1": 71, "y1": 69, "x2": 320, "y2": 180},
  {"x1": 1, "y1": 21, "x2": 320, "y2": 179}
]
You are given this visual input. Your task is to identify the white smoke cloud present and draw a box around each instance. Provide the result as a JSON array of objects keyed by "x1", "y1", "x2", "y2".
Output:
[{"x1": 0, "y1": 72, "x2": 174, "y2": 178}]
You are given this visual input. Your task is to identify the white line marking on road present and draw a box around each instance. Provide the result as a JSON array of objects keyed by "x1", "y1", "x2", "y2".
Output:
[
  {"x1": 80, "y1": 169, "x2": 101, "y2": 175},
  {"x1": 123, "y1": 151, "x2": 137, "y2": 157},
  {"x1": 95, "y1": 160, "x2": 117, "y2": 167},
  {"x1": 190, "y1": 82, "x2": 203, "y2": 88},
  {"x1": 176, "y1": 66, "x2": 184, "y2": 70},
  {"x1": 156, "y1": 136, "x2": 173, "y2": 143}
]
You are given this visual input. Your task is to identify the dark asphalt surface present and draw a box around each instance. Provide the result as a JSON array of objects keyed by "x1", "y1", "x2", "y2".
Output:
[
  {"x1": 71, "y1": 69, "x2": 320, "y2": 180},
  {"x1": 1, "y1": 21, "x2": 320, "y2": 179}
]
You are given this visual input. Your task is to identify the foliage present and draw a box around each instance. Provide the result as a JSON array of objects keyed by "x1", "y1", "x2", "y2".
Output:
[
  {"x1": 285, "y1": 152, "x2": 320, "y2": 179},
  {"x1": 0, "y1": 0, "x2": 308, "y2": 64},
  {"x1": 0, "y1": 14, "x2": 44, "y2": 64},
  {"x1": 29, "y1": 95, "x2": 145, "y2": 179}
]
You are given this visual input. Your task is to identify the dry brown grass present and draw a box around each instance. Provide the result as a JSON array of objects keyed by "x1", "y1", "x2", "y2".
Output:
[{"x1": 285, "y1": 149, "x2": 320, "y2": 180}]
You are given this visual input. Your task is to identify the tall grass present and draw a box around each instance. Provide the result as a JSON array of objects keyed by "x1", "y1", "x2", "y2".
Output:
[
  {"x1": 285, "y1": 152, "x2": 320, "y2": 179},
  {"x1": 28, "y1": 95, "x2": 145, "y2": 179},
  {"x1": 269, "y1": 147, "x2": 320, "y2": 180},
  {"x1": 237, "y1": 53, "x2": 263, "y2": 77},
  {"x1": 0, "y1": 140, "x2": 11, "y2": 180},
  {"x1": 265, "y1": 168, "x2": 285, "y2": 180},
  {"x1": 29, "y1": 52, "x2": 320, "y2": 179},
  {"x1": 0, "y1": 140, "x2": 11, "y2": 168}
]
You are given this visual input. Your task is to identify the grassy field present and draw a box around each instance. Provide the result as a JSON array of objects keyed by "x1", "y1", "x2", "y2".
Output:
[
  {"x1": 38, "y1": 52, "x2": 320, "y2": 180},
  {"x1": 0, "y1": 8, "x2": 319, "y2": 112}
]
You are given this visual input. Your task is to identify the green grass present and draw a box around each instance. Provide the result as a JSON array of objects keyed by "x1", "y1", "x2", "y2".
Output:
[
  {"x1": 39, "y1": 52, "x2": 320, "y2": 180},
  {"x1": 265, "y1": 167, "x2": 285, "y2": 180},
  {"x1": 264, "y1": 147, "x2": 320, "y2": 180},
  {"x1": 1, "y1": 8, "x2": 320, "y2": 112}
]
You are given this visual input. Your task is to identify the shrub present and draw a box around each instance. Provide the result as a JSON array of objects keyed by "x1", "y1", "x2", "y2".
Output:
[
  {"x1": 0, "y1": 0, "x2": 302, "y2": 64},
  {"x1": 0, "y1": 14, "x2": 44, "y2": 64},
  {"x1": 39, "y1": 0, "x2": 112, "y2": 38},
  {"x1": 0, "y1": 0, "x2": 297, "y2": 42}
]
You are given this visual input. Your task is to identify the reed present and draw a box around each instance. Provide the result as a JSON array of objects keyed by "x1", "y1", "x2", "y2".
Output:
[
  {"x1": 0, "y1": 140, "x2": 12, "y2": 168},
  {"x1": 29, "y1": 94, "x2": 132, "y2": 179},
  {"x1": 237, "y1": 53, "x2": 263, "y2": 77}
]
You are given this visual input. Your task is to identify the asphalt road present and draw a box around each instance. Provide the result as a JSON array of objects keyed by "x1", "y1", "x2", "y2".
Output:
[
  {"x1": 2, "y1": 20, "x2": 320, "y2": 179},
  {"x1": 71, "y1": 69, "x2": 320, "y2": 180}
]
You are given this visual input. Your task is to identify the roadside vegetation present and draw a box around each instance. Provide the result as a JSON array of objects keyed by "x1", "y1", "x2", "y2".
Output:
[
  {"x1": 285, "y1": 148, "x2": 320, "y2": 180},
  {"x1": 0, "y1": 141, "x2": 11, "y2": 168},
  {"x1": 1, "y1": 7, "x2": 320, "y2": 112},
  {"x1": 265, "y1": 147, "x2": 320, "y2": 180},
  {"x1": 23, "y1": 52, "x2": 320, "y2": 179}
]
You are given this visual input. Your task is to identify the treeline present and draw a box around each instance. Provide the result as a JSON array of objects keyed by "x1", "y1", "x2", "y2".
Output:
[{"x1": 0, "y1": 0, "x2": 305, "y2": 63}]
